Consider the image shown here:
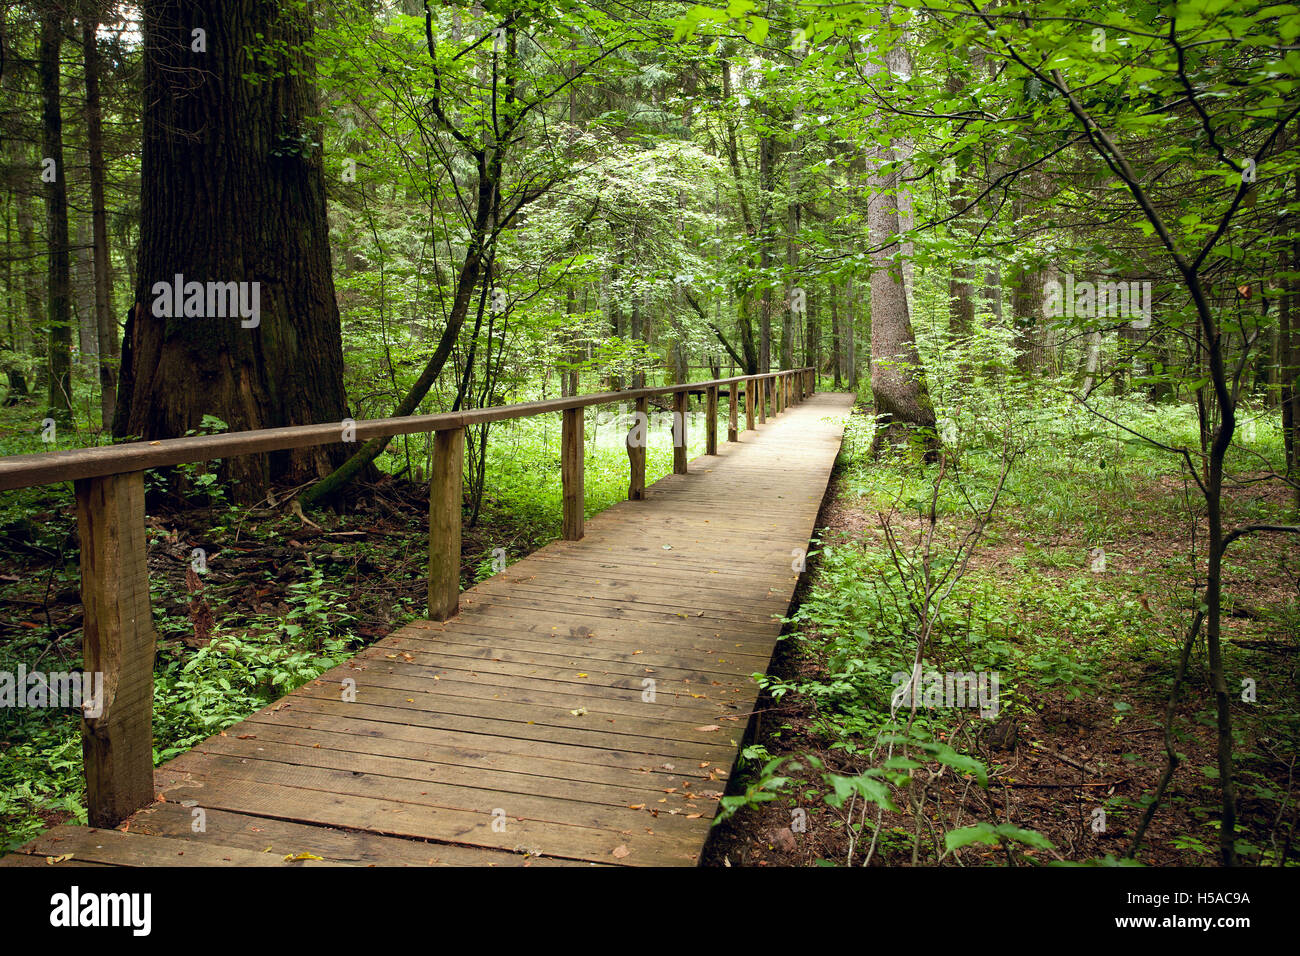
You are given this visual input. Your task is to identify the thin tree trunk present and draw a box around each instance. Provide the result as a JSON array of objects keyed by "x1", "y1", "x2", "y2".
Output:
[
  {"x1": 83, "y1": 8, "x2": 116, "y2": 429},
  {"x1": 40, "y1": 8, "x2": 72, "y2": 426}
]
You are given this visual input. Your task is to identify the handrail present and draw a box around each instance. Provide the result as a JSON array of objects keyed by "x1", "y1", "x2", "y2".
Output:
[
  {"x1": 0, "y1": 369, "x2": 814, "y2": 492},
  {"x1": 1, "y1": 365, "x2": 816, "y2": 830}
]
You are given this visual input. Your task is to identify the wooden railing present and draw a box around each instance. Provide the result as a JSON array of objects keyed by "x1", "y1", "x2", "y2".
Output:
[{"x1": 0, "y1": 367, "x2": 815, "y2": 827}]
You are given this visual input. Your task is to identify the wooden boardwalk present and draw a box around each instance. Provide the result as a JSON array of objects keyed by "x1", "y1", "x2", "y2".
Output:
[{"x1": 5, "y1": 391, "x2": 852, "y2": 868}]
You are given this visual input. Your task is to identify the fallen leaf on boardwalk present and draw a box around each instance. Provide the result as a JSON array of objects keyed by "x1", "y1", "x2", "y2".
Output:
[
  {"x1": 45, "y1": 854, "x2": 73, "y2": 864},
  {"x1": 694, "y1": 725, "x2": 721, "y2": 732},
  {"x1": 699, "y1": 761, "x2": 709, "y2": 767},
  {"x1": 628, "y1": 804, "x2": 645, "y2": 810},
  {"x1": 611, "y1": 845, "x2": 630, "y2": 859},
  {"x1": 569, "y1": 707, "x2": 588, "y2": 716},
  {"x1": 237, "y1": 734, "x2": 256, "y2": 739},
  {"x1": 283, "y1": 851, "x2": 323, "y2": 862},
  {"x1": 576, "y1": 673, "x2": 588, "y2": 678},
  {"x1": 686, "y1": 814, "x2": 703, "y2": 819},
  {"x1": 401, "y1": 653, "x2": 414, "y2": 662}
]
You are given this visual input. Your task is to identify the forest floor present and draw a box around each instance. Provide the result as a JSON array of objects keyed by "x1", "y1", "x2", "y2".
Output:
[{"x1": 701, "y1": 408, "x2": 1299, "y2": 867}]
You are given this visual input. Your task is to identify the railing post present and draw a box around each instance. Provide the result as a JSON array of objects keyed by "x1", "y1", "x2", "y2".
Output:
[
  {"x1": 428, "y1": 426, "x2": 463, "y2": 621},
  {"x1": 562, "y1": 406, "x2": 584, "y2": 540},
  {"x1": 758, "y1": 377, "x2": 767, "y2": 423},
  {"x1": 706, "y1": 385, "x2": 718, "y2": 454},
  {"x1": 75, "y1": 470, "x2": 156, "y2": 828},
  {"x1": 745, "y1": 378, "x2": 755, "y2": 432},
  {"x1": 727, "y1": 382, "x2": 738, "y2": 442},
  {"x1": 673, "y1": 390, "x2": 688, "y2": 474},
  {"x1": 776, "y1": 373, "x2": 784, "y2": 414},
  {"x1": 627, "y1": 396, "x2": 647, "y2": 500}
]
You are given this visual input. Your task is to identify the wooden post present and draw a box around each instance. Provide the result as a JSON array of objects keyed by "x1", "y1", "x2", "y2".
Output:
[
  {"x1": 562, "y1": 406, "x2": 584, "y2": 539},
  {"x1": 75, "y1": 470, "x2": 156, "y2": 828},
  {"x1": 706, "y1": 385, "x2": 718, "y2": 454},
  {"x1": 673, "y1": 390, "x2": 688, "y2": 474},
  {"x1": 776, "y1": 374, "x2": 784, "y2": 414},
  {"x1": 728, "y1": 382, "x2": 738, "y2": 442},
  {"x1": 428, "y1": 426, "x2": 463, "y2": 622},
  {"x1": 758, "y1": 377, "x2": 767, "y2": 423},
  {"x1": 627, "y1": 396, "x2": 647, "y2": 500},
  {"x1": 745, "y1": 379, "x2": 755, "y2": 432}
]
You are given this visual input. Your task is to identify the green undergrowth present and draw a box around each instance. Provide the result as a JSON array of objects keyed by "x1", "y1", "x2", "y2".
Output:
[{"x1": 721, "y1": 385, "x2": 1297, "y2": 865}]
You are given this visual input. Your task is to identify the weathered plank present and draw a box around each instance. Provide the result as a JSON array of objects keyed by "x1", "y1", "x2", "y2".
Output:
[
  {"x1": 427, "y1": 427, "x2": 464, "y2": 621},
  {"x1": 75, "y1": 470, "x2": 156, "y2": 828},
  {"x1": 561, "y1": 406, "x2": 584, "y2": 540}
]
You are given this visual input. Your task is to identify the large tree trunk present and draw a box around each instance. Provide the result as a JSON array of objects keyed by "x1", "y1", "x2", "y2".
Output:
[
  {"x1": 40, "y1": 8, "x2": 72, "y2": 426},
  {"x1": 866, "y1": 22, "x2": 937, "y2": 451},
  {"x1": 115, "y1": 0, "x2": 349, "y2": 499}
]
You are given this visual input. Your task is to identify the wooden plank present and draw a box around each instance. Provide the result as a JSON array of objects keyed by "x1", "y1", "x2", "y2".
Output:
[
  {"x1": 16, "y1": 825, "x2": 341, "y2": 867},
  {"x1": 428, "y1": 427, "x2": 464, "y2": 621},
  {"x1": 673, "y1": 390, "x2": 688, "y2": 474},
  {"x1": 131, "y1": 802, "x2": 587, "y2": 866},
  {"x1": 0, "y1": 854, "x2": 117, "y2": 868},
  {"x1": 727, "y1": 382, "x2": 738, "y2": 442},
  {"x1": 0, "y1": 371, "x2": 812, "y2": 493},
  {"x1": 75, "y1": 470, "x2": 156, "y2": 828},
  {"x1": 150, "y1": 773, "x2": 702, "y2": 866},
  {"x1": 234, "y1": 713, "x2": 717, "y2": 788},
  {"x1": 249, "y1": 699, "x2": 725, "y2": 778},
  {"x1": 628, "y1": 395, "x2": 647, "y2": 500},
  {"x1": 562, "y1": 406, "x2": 584, "y2": 540},
  {"x1": 706, "y1": 385, "x2": 718, "y2": 455}
]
